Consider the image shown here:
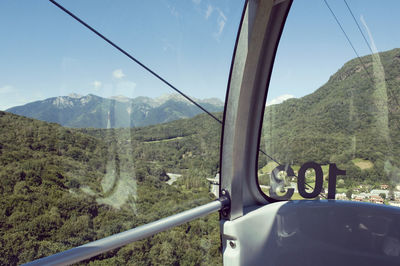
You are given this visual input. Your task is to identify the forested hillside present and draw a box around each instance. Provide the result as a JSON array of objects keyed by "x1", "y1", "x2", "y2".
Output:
[
  {"x1": 261, "y1": 48, "x2": 400, "y2": 188},
  {"x1": 0, "y1": 111, "x2": 222, "y2": 265},
  {"x1": 2, "y1": 48, "x2": 400, "y2": 264}
]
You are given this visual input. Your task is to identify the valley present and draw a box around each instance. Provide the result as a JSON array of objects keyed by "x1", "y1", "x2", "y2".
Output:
[
  {"x1": 2, "y1": 48, "x2": 400, "y2": 264},
  {"x1": 0, "y1": 111, "x2": 222, "y2": 265}
]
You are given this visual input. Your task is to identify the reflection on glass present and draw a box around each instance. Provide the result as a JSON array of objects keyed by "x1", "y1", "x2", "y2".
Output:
[
  {"x1": 258, "y1": 0, "x2": 400, "y2": 206},
  {"x1": 0, "y1": 0, "x2": 243, "y2": 264}
]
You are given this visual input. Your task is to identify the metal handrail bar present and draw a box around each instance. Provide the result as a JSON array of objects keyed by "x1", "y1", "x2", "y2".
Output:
[{"x1": 24, "y1": 197, "x2": 229, "y2": 266}]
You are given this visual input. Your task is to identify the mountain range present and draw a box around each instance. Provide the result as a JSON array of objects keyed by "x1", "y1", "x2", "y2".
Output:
[
  {"x1": 5, "y1": 48, "x2": 400, "y2": 170},
  {"x1": 2, "y1": 48, "x2": 400, "y2": 264},
  {"x1": 6, "y1": 93, "x2": 224, "y2": 128}
]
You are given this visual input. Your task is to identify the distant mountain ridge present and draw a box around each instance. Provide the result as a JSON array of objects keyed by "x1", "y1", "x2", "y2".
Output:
[{"x1": 6, "y1": 93, "x2": 224, "y2": 128}]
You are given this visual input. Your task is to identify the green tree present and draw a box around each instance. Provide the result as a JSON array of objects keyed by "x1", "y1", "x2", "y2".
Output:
[{"x1": 346, "y1": 189, "x2": 353, "y2": 199}]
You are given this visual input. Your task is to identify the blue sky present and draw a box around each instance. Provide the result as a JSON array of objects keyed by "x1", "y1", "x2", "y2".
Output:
[
  {"x1": 0, "y1": 0, "x2": 400, "y2": 110},
  {"x1": 268, "y1": 0, "x2": 400, "y2": 105}
]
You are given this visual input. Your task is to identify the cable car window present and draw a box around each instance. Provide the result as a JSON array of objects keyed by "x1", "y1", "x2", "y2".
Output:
[
  {"x1": 0, "y1": 1, "x2": 242, "y2": 264},
  {"x1": 258, "y1": 0, "x2": 400, "y2": 205}
]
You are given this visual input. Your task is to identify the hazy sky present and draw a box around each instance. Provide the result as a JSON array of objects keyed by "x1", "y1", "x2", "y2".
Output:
[{"x1": 1, "y1": 0, "x2": 400, "y2": 110}]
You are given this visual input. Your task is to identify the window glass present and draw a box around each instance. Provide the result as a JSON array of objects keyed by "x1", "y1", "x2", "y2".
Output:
[
  {"x1": 258, "y1": 0, "x2": 400, "y2": 206},
  {"x1": 0, "y1": 0, "x2": 242, "y2": 264}
]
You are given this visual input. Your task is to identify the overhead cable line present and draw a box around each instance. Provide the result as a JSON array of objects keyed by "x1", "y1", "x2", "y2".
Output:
[
  {"x1": 322, "y1": 0, "x2": 374, "y2": 84},
  {"x1": 48, "y1": 0, "x2": 274, "y2": 159},
  {"x1": 343, "y1": 0, "x2": 374, "y2": 55},
  {"x1": 49, "y1": 0, "x2": 320, "y2": 198},
  {"x1": 49, "y1": 0, "x2": 221, "y2": 125},
  {"x1": 259, "y1": 149, "x2": 280, "y2": 165},
  {"x1": 343, "y1": 0, "x2": 400, "y2": 109}
]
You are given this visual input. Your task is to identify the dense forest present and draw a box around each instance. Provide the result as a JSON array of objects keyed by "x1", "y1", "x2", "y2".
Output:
[
  {"x1": 0, "y1": 111, "x2": 222, "y2": 265},
  {"x1": 260, "y1": 48, "x2": 400, "y2": 189},
  {"x1": 2, "y1": 48, "x2": 400, "y2": 264}
]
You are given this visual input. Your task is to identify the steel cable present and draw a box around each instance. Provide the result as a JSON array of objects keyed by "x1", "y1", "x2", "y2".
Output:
[{"x1": 49, "y1": 0, "x2": 321, "y2": 199}]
